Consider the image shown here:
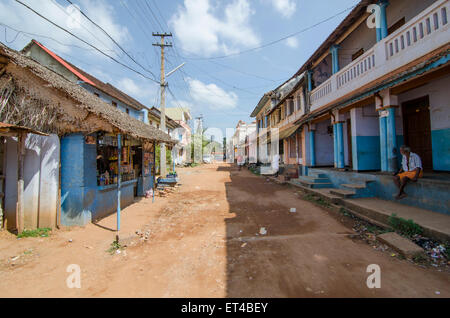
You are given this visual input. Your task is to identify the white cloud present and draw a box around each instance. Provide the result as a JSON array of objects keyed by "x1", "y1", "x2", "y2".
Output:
[
  {"x1": 116, "y1": 77, "x2": 158, "y2": 102},
  {"x1": 285, "y1": 37, "x2": 299, "y2": 48},
  {"x1": 269, "y1": 0, "x2": 297, "y2": 18},
  {"x1": 169, "y1": 0, "x2": 260, "y2": 57},
  {"x1": 188, "y1": 78, "x2": 238, "y2": 110},
  {"x1": 170, "y1": 100, "x2": 194, "y2": 111},
  {"x1": 0, "y1": 0, "x2": 129, "y2": 55}
]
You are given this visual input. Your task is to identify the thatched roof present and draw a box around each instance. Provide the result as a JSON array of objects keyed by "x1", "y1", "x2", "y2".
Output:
[
  {"x1": 0, "y1": 122, "x2": 48, "y2": 136},
  {"x1": 0, "y1": 43, "x2": 175, "y2": 144}
]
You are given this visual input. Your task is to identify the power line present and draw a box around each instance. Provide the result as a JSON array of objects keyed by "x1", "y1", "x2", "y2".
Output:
[
  {"x1": 180, "y1": 5, "x2": 357, "y2": 60},
  {"x1": 143, "y1": 0, "x2": 165, "y2": 32},
  {"x1": 14, "y1": 0, "x2": 160, "y2": 84},
  {"x1": 51, "y1": 0, "x2": 116, "y2": 57},
  {"x1": 63, "y1": 0, "x2": 158, "y2": 80}
]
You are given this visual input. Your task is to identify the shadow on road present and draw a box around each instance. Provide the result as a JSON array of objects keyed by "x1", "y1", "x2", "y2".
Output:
[{"x1": 221, "y1": 164, "x2": 321, "y2": 297}]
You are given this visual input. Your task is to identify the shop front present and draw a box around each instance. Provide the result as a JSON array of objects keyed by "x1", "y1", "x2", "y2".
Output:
[{"x1": 61, "y1": 132, "x2": 156, "y2": 226}]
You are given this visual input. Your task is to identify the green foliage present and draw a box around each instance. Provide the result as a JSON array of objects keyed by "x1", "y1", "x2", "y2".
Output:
[
  {"x1": 413, "y1": 254, "x2": 427, "y2": 263},
  {"x1": 17, "y1": 228, "x2": 51, "y2": 238},
  {"x1": 388, "y1": 213, "x2": 424, "y2": 237},
  {"x1": 339, "y1": 208, "x2": 351, "y2": 217},
  {"x1": 107, "y1": 240, "x2": 123, "y2": 255},
  {"x1": 155, "y1": 144, "x2": 173, "y2": 174},
  {"x1": 303, "y1": 194, "x2": 330, "y2": 208},
  {"x1": 249, "y1": 167, "x2": 260, "y2": 175}
]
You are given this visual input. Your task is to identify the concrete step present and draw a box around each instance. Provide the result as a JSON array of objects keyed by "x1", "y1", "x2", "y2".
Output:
[
  {"x1": 298, "y1": 176, "x2": 331, "y2": 184},
  {"x1": 341, "y1": 183, "x2": 367, "y2": 190},
  {"x1": 377, "y1": 232, "x2": 425, "y2": 259},
  {"x1": 329, "y1": 189, "x2": 356, "y2": 198},
  {"x1": 291, "y1": 179, "x2": 333, "y2": 189},
  {"x1": 296, "y1": 180, "x2": 333, "y2": 189},
  {"x1": 309, "y1": 173, "x2": 328, "y2": 179}
]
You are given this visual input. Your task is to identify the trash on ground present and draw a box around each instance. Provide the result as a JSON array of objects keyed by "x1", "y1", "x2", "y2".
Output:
[
  {"x1": 290, "y1": 208, "x2": 297, "y2": 213},
  {"x1": 259, "y1": 227, "x2": 267, "y2": 235}
]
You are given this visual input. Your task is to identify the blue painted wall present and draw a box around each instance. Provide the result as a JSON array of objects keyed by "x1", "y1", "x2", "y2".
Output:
[
  {"x1": 80, "y1": 83, "x2": 145, "y2": 122},
  {"x1": 352, "y1": 136, "x2": 380, "y2": 171},
  {"x1": 309, "y1": 168, "x2": 450, "y2": 215},
  {"x1": 61, "y1": 133, "x2": 137, "y2": 226},
  {"x1": 431, "y1": 128, "x2": 450, "y2": 171}
]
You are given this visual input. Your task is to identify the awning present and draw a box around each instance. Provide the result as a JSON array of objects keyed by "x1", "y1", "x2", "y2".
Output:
[{"x1": 276, "y1": 124, "x2": 301, "y2": 140}]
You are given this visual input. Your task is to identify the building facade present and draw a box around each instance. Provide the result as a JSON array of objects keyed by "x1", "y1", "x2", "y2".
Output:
[
  {"x1": 252, "y1": 0, "x2": 450, "y2": 214},
  {"x1": 165, "y1": 108, "x2": 192, "y2": 165}
]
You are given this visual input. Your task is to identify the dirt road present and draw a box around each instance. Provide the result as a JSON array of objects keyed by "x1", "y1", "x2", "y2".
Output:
[{"x1": 0, "y1": 163, "x2": 449, "y2": 297}]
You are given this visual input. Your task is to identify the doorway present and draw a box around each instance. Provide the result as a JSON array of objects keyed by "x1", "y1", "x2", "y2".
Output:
[{"x1": 401, "y1": 96, "x2": 433, "y2": 170}]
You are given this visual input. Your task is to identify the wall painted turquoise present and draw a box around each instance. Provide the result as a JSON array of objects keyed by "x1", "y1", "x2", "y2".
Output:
[
  {"x1": 432, "y1": 128, "x2": 450, "y2": 171},
  {"x1": 352, "y1": 136, "x2": 380, "y2": 171}
]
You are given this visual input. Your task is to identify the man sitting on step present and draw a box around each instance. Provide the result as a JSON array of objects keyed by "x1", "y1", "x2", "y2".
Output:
[{"x1": 393, "y1": 145, "x2": 423, "y2": 200}]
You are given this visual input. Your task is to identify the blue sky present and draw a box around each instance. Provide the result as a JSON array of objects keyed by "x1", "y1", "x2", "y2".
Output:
[{"x1": 0, "y1": 0, "x2": 359, "y2": 132}]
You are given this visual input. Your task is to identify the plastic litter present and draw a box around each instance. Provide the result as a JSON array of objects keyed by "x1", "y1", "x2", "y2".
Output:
[
  {"x1": 290, "y1": 208, "x2": 297, "y2": 213},
  {"x1": 259, "y1": 227, "x2": 267, "y2": 235}
]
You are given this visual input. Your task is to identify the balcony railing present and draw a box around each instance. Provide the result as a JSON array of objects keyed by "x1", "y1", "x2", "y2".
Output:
[{"x1": 309, "y1": 0, "x2": 449, "y2": 112}]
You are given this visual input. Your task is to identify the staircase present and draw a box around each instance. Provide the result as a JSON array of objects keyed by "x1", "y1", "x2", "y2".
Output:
[
  {"x1": 290, "y1": 169, "x2": 376, "y2": 199},
  {"x1": 330, "y1": 181, "x2": 376, "y2": 198},
  {"x1": 290, "y1": 172, "x2": 333, "y2": 189}
]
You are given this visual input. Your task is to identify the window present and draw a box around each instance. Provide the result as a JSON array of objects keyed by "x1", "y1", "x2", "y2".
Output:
[
  {"x1": 288, "y1": 99, "x2": 294, "y2": 115},
  {"x1": 179, "y1": 134, "x2": 183, "y2": 141},
  {"x1": 94, "y1": 92, "x2": 99, "y2": 98},
  {"x1": 112, "y1": 101, "x2": 117, "y2": 107},
  {"x1": 126, "y1": 108, "x2": 130, "y2": 114}
]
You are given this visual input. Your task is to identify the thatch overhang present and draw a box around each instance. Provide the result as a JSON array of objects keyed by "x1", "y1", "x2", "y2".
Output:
[{"x1": 0, "y1": 43, "x2": 176, "y2": 145}]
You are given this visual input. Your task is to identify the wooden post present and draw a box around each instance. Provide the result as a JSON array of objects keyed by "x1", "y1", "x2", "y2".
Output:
[{"x1": 16, "y1": 132, "x2": 25, "y2": 234}]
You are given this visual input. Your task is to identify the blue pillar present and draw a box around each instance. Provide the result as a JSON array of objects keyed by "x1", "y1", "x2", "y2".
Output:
[
  {"x1": 377, "y1": 0, "x2": 389, "y2": 41},
  {"x1": 330, "y1": 45, "x2": 340, "y2": 74},
  {"x1": 117, "y1": 134, "x2": 121, "y2": 232},
  {"x1": 386, "y1": 107, "x2": 398, "y2": 172},
  {"x1": 376, "y1": 28, "x2": 382, "y2": 42},
  {"x1": 336, "y1": 122, "x2": 345, "y2": 169},
  {"x1": 379, "y1": 112, "x2": 388, "y2": 171},
  {"x1": 333, "y1": 124, "x2": 338, "y2": 168},
  {"x1": 309, "y1": 129, "x2": 316, "y2": 167},
  {"x1": 307, "y1": 70, "x2": 313, "y2": 92}
]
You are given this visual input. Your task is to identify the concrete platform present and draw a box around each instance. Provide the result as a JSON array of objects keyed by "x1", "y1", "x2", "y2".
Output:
[
  {"x1": 330, "y1": 189, "x2": 356, "y2": 198},
  {"x1": 377, "y1": 232, "x2": 425, "y2": 259},
  {"x1": 341, "y1": 198, "x2": 450, "y2": 242},
  {"x1": 290, "y1": 182, "x2": 450, "y2": 242}
]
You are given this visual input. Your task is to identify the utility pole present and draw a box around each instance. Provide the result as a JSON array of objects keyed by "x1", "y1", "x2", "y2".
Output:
[
  {"x1": 153, "y1": 32, "x2": 172, "y2": 177},
  {"x1": 194, "y1": 115, "x2": 203, "y2": 163}
]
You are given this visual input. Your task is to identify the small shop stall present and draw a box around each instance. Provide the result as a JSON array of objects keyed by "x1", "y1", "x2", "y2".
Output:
[{"x1": 96, "y1": 133, "x2": 155, "y2": 197}]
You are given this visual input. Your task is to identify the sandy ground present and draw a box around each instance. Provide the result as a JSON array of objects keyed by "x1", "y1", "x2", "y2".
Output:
[{"x1": 0, "y1": 163, "x2": 449, "y2": 298}]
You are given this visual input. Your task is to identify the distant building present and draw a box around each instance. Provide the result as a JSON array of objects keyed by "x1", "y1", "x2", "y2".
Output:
[
  {"x1": 165, "y1": 108, "x2": 192, "y2": 165},
  {"x1": 230, "y1": 121, "x2": 257, "y2": 164}
]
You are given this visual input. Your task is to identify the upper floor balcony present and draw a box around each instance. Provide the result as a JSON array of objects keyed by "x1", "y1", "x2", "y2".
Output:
[{"x1": 309, "y1": 0, "x2": 449, "y2": 112}]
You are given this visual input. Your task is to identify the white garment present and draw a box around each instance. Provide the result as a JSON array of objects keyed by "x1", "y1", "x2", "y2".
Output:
[
  {"x1": 272, "y1": 154, "x2": 280, "y2": 172},
  {"x1": 401, "y1": 152, "x2": 422, "y2": 172}
]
